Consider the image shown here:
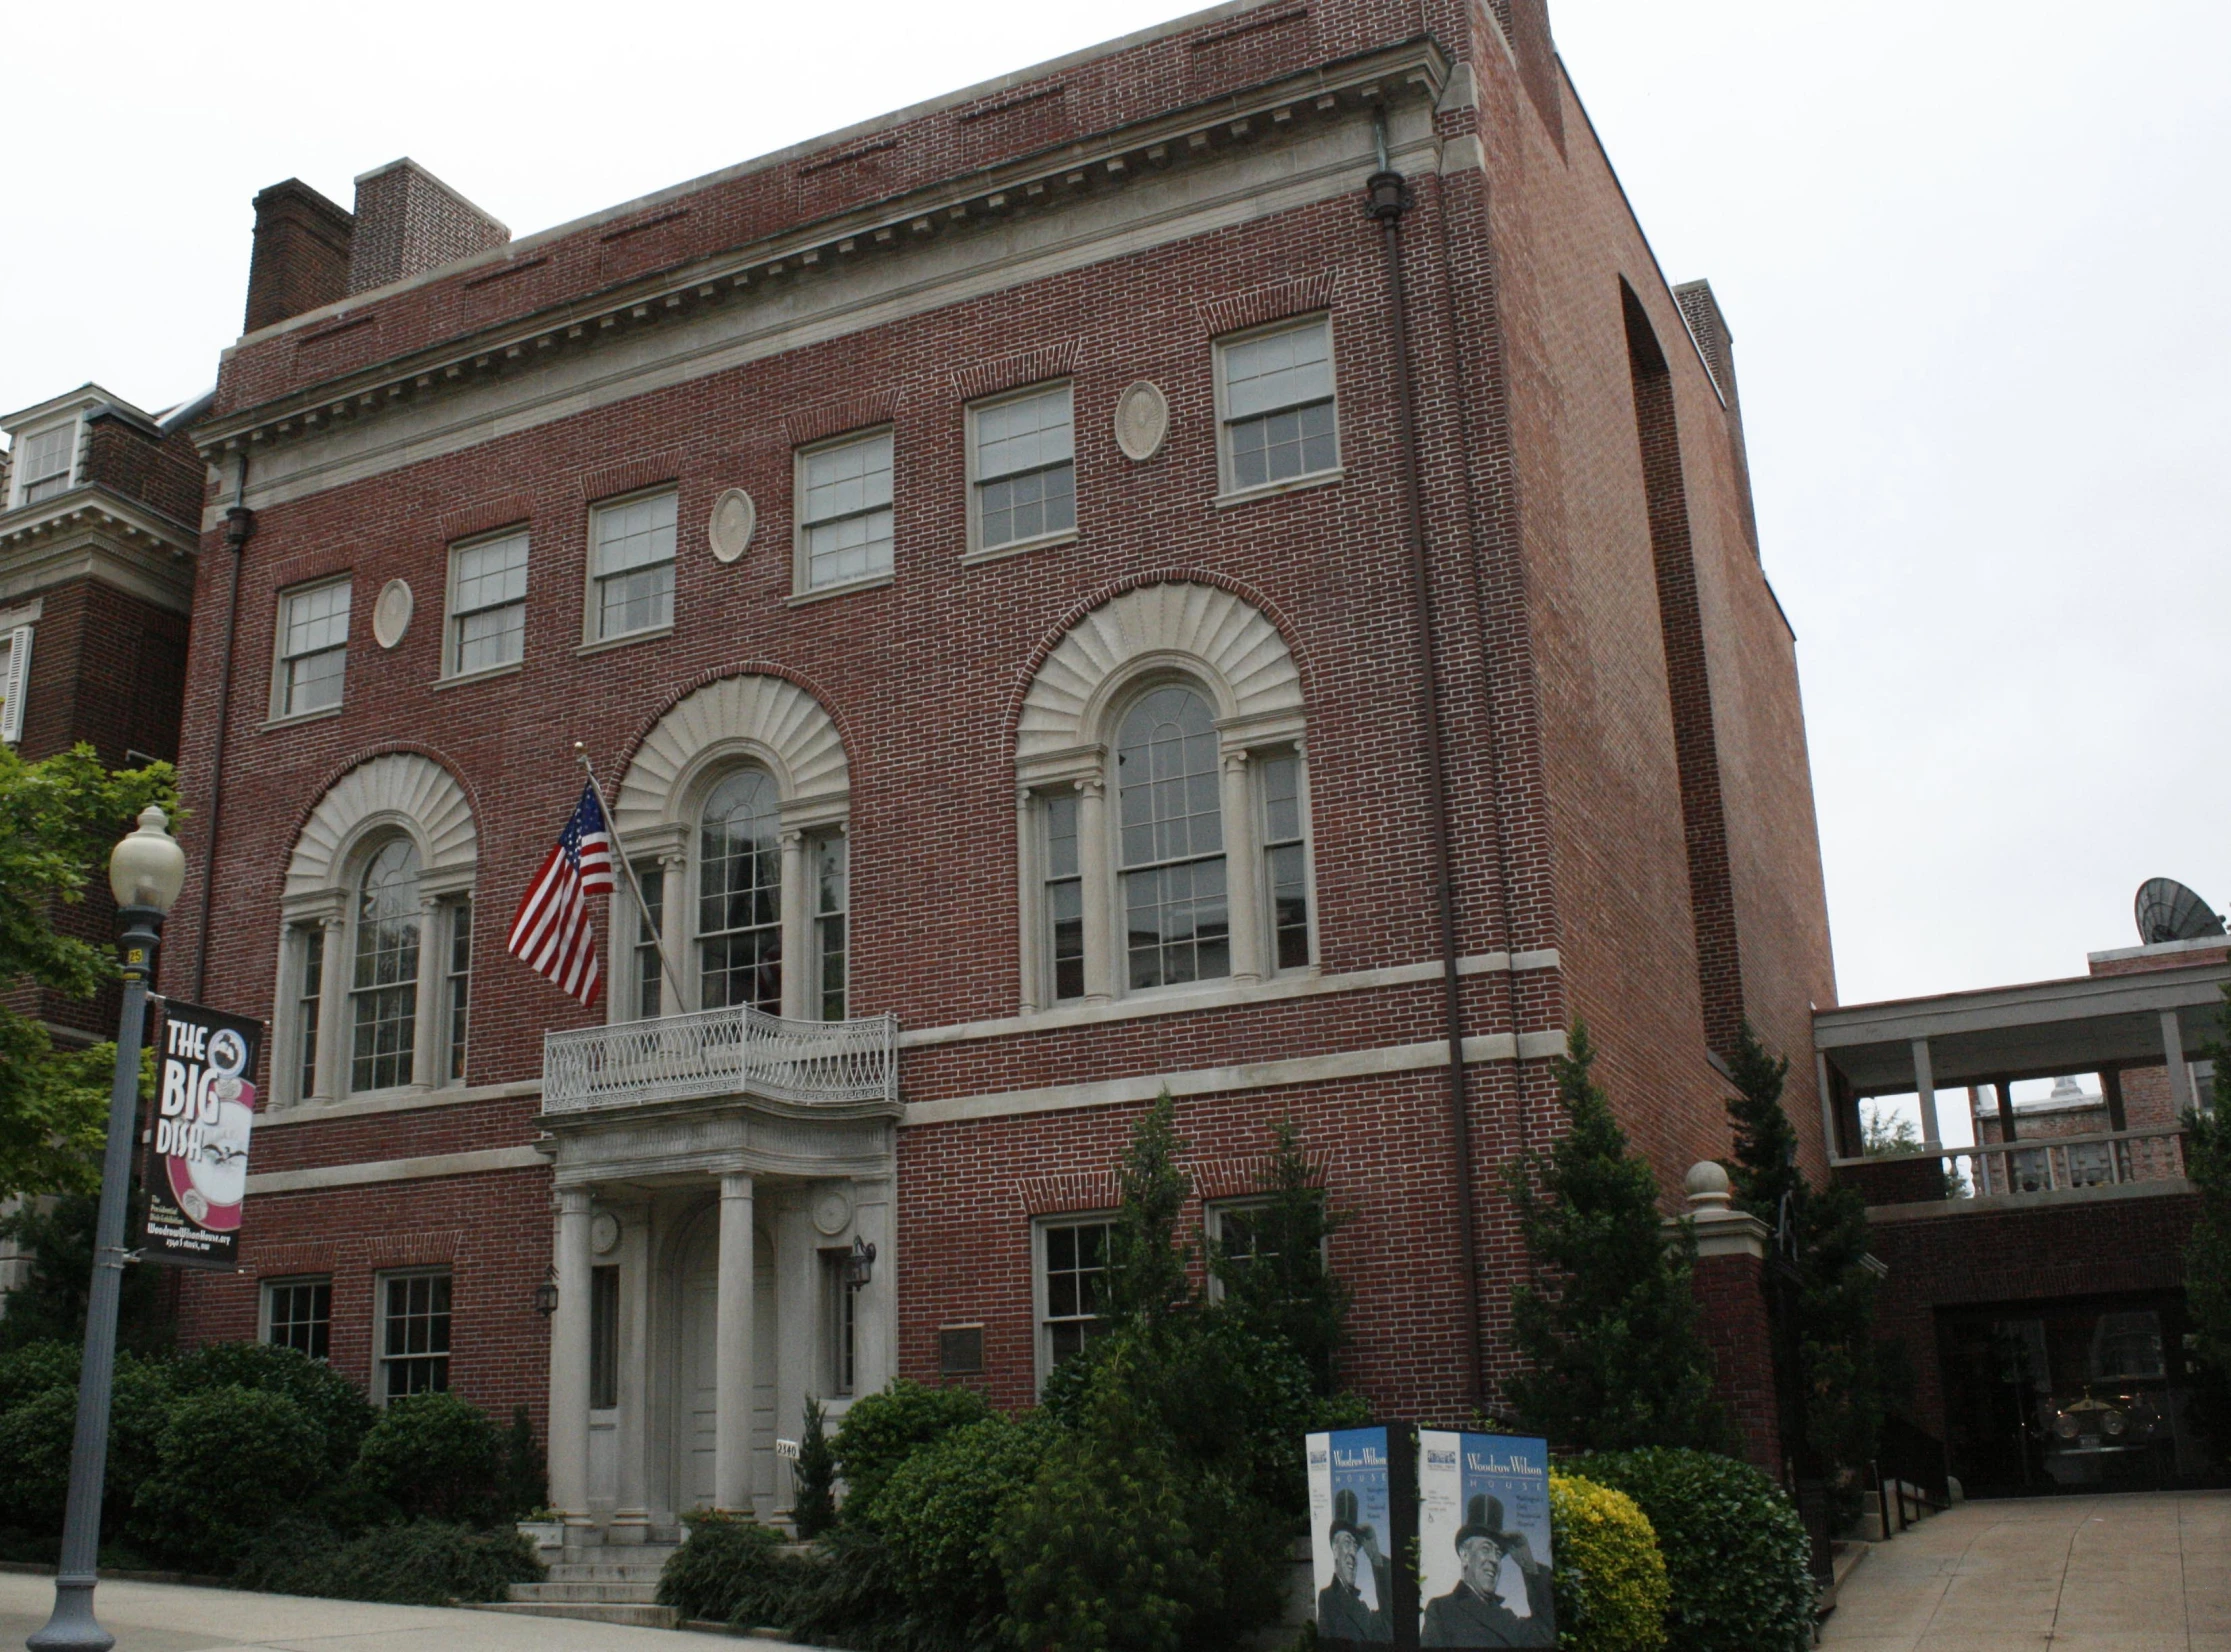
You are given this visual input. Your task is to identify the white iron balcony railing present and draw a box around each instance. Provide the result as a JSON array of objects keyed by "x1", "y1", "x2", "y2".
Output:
[{"x1": 543, "y1": 1003, "x2": 898, "y2": 1115}]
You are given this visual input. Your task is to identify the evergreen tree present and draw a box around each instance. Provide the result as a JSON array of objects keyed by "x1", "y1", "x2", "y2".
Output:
[
  {"x1": 793, "y1": 1395, "x2": 838, "y2": 1538},
  {"x1": 2184, "y1": 989, "x2": 2231, "y2": 1378},
  {"x1": 1209, "y1": 1116, "x2": 1350, "y2": 1395},
  {"x1": 1505, "y1": 1020, "x2": 1728, "y2": 1452},
  {"x1": 1723, "y1": 1023, "x2": 1883, "y2": 1479},
  {"x1": 1107, "y1": 1089, "x2": 1195, "y2": 1331}
]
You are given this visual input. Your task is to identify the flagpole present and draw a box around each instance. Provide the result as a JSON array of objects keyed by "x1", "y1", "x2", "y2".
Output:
[{"x1": 574, "y1": 742, "x2": 691, "y2": 1014}]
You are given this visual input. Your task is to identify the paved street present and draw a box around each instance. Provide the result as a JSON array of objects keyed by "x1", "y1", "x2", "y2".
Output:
[
  {"x1": 0, "y1": 1572, "x2": 798, "y2": 1651},
  {"x1": 1822, "y1": 1490, "x2": 2231, "y2": 1650}
]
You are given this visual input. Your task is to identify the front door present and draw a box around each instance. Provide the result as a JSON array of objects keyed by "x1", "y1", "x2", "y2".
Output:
[{"x1": 676, "y1": 1215, "x2": 778, "y2": 1512}]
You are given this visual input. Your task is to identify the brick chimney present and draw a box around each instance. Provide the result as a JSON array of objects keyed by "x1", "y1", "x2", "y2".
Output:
[
  {"x1": 1673, "y1": 279, "x2": 1762, "y2": 559},
  {"x1": 347, "y1": 159, "x2": 509, "y2": 296},
  {"x1": 244, "y1": 180, "x2": 356, "y2": 335},
  {"x1": 1485, "y1": 0, "x2": 1565, "y2": 154}
]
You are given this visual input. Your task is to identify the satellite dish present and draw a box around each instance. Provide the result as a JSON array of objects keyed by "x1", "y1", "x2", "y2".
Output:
[{"x1": 2134, "y1": 878, "x2": 2227, "y2": 945}]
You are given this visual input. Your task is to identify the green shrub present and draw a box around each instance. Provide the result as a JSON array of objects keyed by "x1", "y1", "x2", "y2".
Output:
[
  {"x1": 0, "y1": 1339, "x2": 78, "y2": 1412},
  {"x1": 833, "y1": 1378, "x2": 991, "y2": 1522},
  {"x1": 165, "y1": 1340, "x2": 373, "y2": 1475},
  {"x1": 237, "y1": 1515, "x2": 541, "y2": 1604},
  {"x1": 354, "y1": 1391, "x2": 506, "y2": 1524},
  {"x1": 780, "y1": 1522, "x2": 921, "y2": 1651},
  {"x1": 1569, "y1": 1449, "x2": 1811, "y2": 1652},
  {"x1": 878, "y1": 1412, "x2": 1051, "y2": 1644},
  {"x1": 500, "y1": 1404, "x2": 546, "y2": 1518},
  {"x1": 0, "y1": 1386, "x2": 77, "y2": 1540},
  {"x1": 133, "y1": 1385, "x2": 326, "y2": 1569},
  {"x1": 657, "y1": 1513, "x2": 797, "y2": 1626},
  {"x1": 1549, "y1": 1472, "x2": 1667, "y2": 1652}
]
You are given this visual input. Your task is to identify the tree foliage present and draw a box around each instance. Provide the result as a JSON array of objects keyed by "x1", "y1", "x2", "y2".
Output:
[
  {"x1": 792, "y1": 1393, "x2": 838, "y2": 1538},
  {"x1": 2185, "y1": 988, "x2": 2231, "y2": 1378},
  {"x1": 1504, "y1": 1020, "x2": 1728, "y2": 1452},
  {"x1": 1107, "y1": 1089, "x2": 1193, "y2": 1329},
  {"x1": 1723, "y1": 1023, "x2": 1884, "y2": 1478},
  {"x1": 1207, "y1": 1114, "x2": 1350, "y2": 1394}
]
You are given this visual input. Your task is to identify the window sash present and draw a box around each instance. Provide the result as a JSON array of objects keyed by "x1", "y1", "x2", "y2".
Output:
[
  {"x1": 296, "y1": 926, "x2": 324, "y2": 1099},
  {"x1": 635, "y1": 865, "x2": 666, "y2": 1020},
  {"x1": 279, "y1": 581, "x2": 350, "y2": 715},
  {"x1": 1220, "y1": 319, "x2": 1338, "y2": 491},
  {"x1": 975, "y1": 388, "x2": 1076, "y2": 551},
  {"x1": 801, "y1": 433, "x2": 895, "y2": 588},
  {"x1": 1259, "y1": 753, "x2": 1310, "y2": 971},
  {"x1": 589, "y1": 1265, "x2": 620, "y2": 1409},
  {"x1": 1117, "y1": 687, "x2": 1230, "y2": 990},
  {"x1": 822, "y1": 1251, "x2": 857, "y2": 1396},
  {"x1": 379, "y1": 1271, "x2": 451, "y2": 1400},
  {"x1": 1042, "y1": 1220, "x2": 1112, "y2": 1369},
  {"x1": 449, "y1": 533, "x2": 528, "y2": 673},
  {"x1": 698, "y1": 774, "x2": 782, "y2": 1013},
  {"x1": 592, "y1": 493, "x2": 677, "y2": 637},
  {"x1": 445, "y1": 898, "x2": 471, "y2": 1083},
  {"x1": 815, "y1": 835, "x2": 848, "y2": 1022},
  {"x1": 264, "y1": 1277, "x2": 332, "y2": 1360},
  {"x1": 16, "y1": 423, "x2": 74, "y2": 501}
]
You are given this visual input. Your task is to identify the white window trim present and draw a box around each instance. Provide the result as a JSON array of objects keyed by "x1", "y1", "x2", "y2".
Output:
[
  {"x1": 269, "y1": 575, "x2": 352, "y2": 724},
  {"x1": 582, "y1": 486, "x2": 679, "y2": 647},
  {"x1": 1211, "y1": 313, "x2": 1343, "y2": 504},
  {"x1": 259, "y1": 1273, "x2": 333, "y2": 1352},
  {"x1": 442, "y1": 526, "x2": 530, "y2": 680},
  {"x1": 964, "y1": 382, "x2": 1078, "y2": 565},
  {"x1": 374, "y1": 1266, "x2": 453, "y2": 1405},
  {"x1": 809, "y1": 828, "x2": 849, "y2": 1022},
  {"x1": 1032, "y1": 1212, "x2": 1116, "y2": 1396},
  {"x1": 1201, "y1": 1196, "x2": 1332, "y2": 1304},
  {"x1": 0, "y1": 624, "x2": 32, "y2": 744},
  {"x1": 792, "y1": 426, "x2": 897, "y2": 599},
  {"x1": 8, "y1": 416, "x2": 82, "y2": 511}
]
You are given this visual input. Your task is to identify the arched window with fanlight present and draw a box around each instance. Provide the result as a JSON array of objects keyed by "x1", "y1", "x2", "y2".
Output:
[
  {"x1": 1116, "y1": 683, "x2": 1231, "y2": 990},
  {"x1": 351, "y1": 838, "x2": 422, "y2": 1092},
  {"x1": 698, "y1": 768, "x2": 783, "y2": 1013}
]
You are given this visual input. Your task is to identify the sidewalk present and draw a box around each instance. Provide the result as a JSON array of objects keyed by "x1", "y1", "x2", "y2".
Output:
[
  {"x1": 0, "y1": 1571, "x2": 806, "y2": 1651},
  {"x1": 1820, "y1": 1488, "x2": 2231, "y2": 1649}
]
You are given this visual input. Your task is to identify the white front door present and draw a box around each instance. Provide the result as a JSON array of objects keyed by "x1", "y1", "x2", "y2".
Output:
[{"x1": 677, "y1": 1217, "x2": 778, "y2": 1513}]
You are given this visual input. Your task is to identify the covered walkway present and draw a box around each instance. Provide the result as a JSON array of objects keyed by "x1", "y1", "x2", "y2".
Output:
[{"x1": 1823, "y1": 1490, "x2": 2231, "y2": 1649}]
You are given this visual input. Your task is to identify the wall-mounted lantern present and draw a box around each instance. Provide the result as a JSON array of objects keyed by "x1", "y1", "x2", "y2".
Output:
[{"x1": 843, "y1": 1235, "x2": 877, "y2": 1291}]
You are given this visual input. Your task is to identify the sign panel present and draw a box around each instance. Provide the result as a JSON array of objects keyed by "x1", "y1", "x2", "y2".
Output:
[
  {"x1": 1307, "y1": 1426, "x2": 1397, "y2": 1645},
  {"x1": 142, "y1": 1000, "x2": 262, "y2": 1269},
  {"x1": 1416, "y1": 1431, "x2": 1556, "y2": 1647}
]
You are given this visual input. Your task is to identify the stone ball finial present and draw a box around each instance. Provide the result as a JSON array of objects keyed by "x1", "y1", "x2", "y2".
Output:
[{"x1": 1685, "y1": 1160, "x2": 1732, "y2": 1211}]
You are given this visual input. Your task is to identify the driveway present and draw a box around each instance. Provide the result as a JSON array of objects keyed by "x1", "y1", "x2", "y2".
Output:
[
  {"x1": 1822, "y1": 1489, "x2": 2231, "y2": 1650},
  {"x1": 0, "y1": 1571, "x2": 801, "y2": 1651}
]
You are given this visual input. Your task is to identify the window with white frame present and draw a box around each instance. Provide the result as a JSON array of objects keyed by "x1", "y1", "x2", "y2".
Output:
[
  {"x1": 798, "y1": 430, "x2": 894, "y2": 591},
  {"x1": 350, "y1": 839, "x2": 421, "y2": 1092},
  {"x1": 446, "y1": 530, "x2": 528, "y2": 675},
  {"x1": 1259, "y1": 750, "x2": 1312, "y2": 971},
  {"x1": 1203, "y1": 1196, "x2": 1333, "y2": 1300},
  {"x1": 699, "y1": 768, "x2": 783, "y2": 1012},
  {"x1": 1041, "y1": 790, "x2": 1086, "y2": 1003},
  {"x1": 1117, "y1": 685, "x2": 1230, "y2": 990},
  {"x1": 444, "y1": 897, "x2": 471, "y2": 1083},
  {"x1": 12, "y1": 422, "x2": 77, "y2": 506},
  {"x1": 274, "y1": 579, "x2": 350, "y2": 718},
  {"x1": 590, "y1": 490, "x2": 676, "y2": 640},
  {"x1": 633, "y1": 863, "x2": 667, "y2": 1020},
  {"x1": 0, "y1": 625, "x2": 31, "y2": 745},
  {"x1": 813, "y1": 833, "x2": 848, "y2": 1021},
  {"x1": 377, "y1": 1269, "x2": 451, "y2": 1400},
  {"x1": 1038, "y1": 1218, "x2": 1112, "y2": 1379},
  {"x1": 1217, "y1": 316, "x2": 1338, "y2": 494},
  {"x1": 820, "y1": 1249, "x2": 857, "y2": 1396},
  {"x1": 263, "y1": 1276, "x2": 332, "y2": 1360},
  {"x1": 292, "y1": 923, "x2": 325, "y2": 1101},
  {"x1": 590, "y1": 1265, "x2": 620, "y2": 1410},
  {"x1": 970, "y1": 384, "x2": 1074, "y2": 554}
]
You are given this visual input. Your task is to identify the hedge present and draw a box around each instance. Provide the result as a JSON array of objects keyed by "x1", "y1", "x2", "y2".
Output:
[
  {"x1": 238, "y1": 1515, "x2": 542, "y2": 1604},
  {"x1": 1549, "y1": 1472, "x2": 1668, "y2": 1652}
]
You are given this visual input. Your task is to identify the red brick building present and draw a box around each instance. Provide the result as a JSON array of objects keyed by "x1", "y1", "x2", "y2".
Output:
[{"x1": 166, "y1": 0, "x2": 1834, "y2": 1534}]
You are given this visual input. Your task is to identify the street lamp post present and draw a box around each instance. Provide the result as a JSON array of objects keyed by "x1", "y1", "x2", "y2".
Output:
[{"x1": 28, "y1": 805, "x2": 186, "y2": 1652}]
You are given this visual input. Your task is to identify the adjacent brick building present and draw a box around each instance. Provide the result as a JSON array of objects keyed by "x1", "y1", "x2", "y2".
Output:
[{"x1": 164, "y1": 0, "x2": 1835, "y2": 1532}]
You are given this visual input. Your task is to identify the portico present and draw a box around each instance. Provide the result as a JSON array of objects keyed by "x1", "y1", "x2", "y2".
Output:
[{"x1": 538, "y1": 1002, "x2": 899, "y2": 1536}]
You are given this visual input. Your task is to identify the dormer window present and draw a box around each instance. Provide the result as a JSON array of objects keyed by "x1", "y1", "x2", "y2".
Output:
[{"x1": 12, "y1": 423, "x2": 76, "y2": 507}]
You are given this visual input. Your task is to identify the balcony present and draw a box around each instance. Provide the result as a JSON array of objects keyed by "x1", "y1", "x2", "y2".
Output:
[
  {"x1": 542, "y1": 1003, "x2": 898, "y2": 1116},
  {"x1": 1834, "y1": 1124, "x2": 2188, "y2": 1213}
]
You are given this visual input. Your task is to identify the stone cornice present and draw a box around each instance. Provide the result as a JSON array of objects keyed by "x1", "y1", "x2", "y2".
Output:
[
  {"x1": 195, "y1": 38, "x2": 1448, "y2": 463},
  {"x1": 0, "y1": 487, "x2": 198, "y2": 613}
]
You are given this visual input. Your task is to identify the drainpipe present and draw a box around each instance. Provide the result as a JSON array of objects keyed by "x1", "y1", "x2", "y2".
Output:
[
  {"x1": 1366, "y1": 137, "x2": 1485, "y2": 1411},
  {"x1": 190, "y1": 455, "x2": 254, "y2": 999}
]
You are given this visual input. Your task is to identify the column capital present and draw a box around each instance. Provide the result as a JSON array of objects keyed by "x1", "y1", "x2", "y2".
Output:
[
  {"x1": 556, "y1": 1186, "x2": 594, "y2": 1216},
  {"x1": 721, "y1": 1170, "x2": 755, "y2": 1201},
  {"x1": 1221, "y1": 747, "x2": 1252, "y2": 773},
  {"x1": 319, "y1": 913, "x2": 347, "y2": 932},
  {"x1": 1073, "y1": 774, "x2": 1106, "y2": 800}
]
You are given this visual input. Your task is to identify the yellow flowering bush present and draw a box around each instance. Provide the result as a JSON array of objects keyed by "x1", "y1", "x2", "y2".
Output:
[{"x1": 1548, "y1": 1471, "x2": 1669, "y2": 1652}]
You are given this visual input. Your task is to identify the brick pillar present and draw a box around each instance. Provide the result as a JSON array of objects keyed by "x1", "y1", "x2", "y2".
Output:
[{"x1": 1675, "y1": 1163, "x2": 1783, "y2": 1479}]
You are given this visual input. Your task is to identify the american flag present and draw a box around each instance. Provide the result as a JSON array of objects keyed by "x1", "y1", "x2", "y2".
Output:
[{"x1": 507, "y1": 783, "x2": 616, "y2": 1006}]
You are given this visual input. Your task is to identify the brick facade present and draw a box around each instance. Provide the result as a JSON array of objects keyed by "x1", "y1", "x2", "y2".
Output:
[{"x1": 163, "y1": 0, "x2": 1833, "y2": 1451}]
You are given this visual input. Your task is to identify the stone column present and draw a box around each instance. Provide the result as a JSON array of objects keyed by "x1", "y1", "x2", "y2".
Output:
[
  {"x1": 1910, "y1": 1037, "x2": 1940, "y2": 1146},
  {"x1": 2163, "y1": 1010, "x2": 2195, "y2": 1114},
  {"x1": 549, "y1": 1187, "x2": 596, "y2": 1529},
  {"x1": 1076, "y1": 777, "x2": 1114, "y2": 1003},
  {"x1": 1675, "y1": 1163, "x2": 1782, "y2": 1479},
  {"x1": 409, "y1": 896, "x2": 443, "y2": 1091},
  {"x1": 851, "y1": 1168, "x2": 896, "y2": 1395},
  {"x1": 780, "y1": 832, "x2": 808, "y2": 1020},
  {"x1": 774, "y1": 1198, "x2": 818, "y2": 1513},
  {"x1": 714, "y1": 1172, "x2": 756, "y2": 1513},
  {"x1": 1219, "y1": 748, "x2": 1262, "y2": 982},
  {"x1": 314, "y1": 914, "x2": 347, "y2": 1100},
  {"x1": 610, "y1": 1208, "x2": 652, "y2": 1544}
]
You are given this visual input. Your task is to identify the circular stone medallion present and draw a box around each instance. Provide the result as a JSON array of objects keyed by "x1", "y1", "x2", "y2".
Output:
[
  {"x1": 708, "y1": 488, "x2": 757, "y2": 563},
  {"x1": 1113, "y1": 380, "x2": 1170, "y2": 462},
  {"x1": 590, "y1": 1212, "x2": 621, "y2": 1255},
  {"x1": 812, "y1": 1189, "x2": 852, "y2": 1238},
  {"x1": 372, "y1": 579, "x2": 413, "y2": 649}
]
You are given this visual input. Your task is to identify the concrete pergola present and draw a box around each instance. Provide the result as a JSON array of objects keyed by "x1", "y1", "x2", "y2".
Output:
[{"x1": 1813, "y1": 956, "x2": 2230, "y2": 1157}]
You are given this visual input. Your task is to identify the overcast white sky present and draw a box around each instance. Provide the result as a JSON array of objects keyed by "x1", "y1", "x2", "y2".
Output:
[{"x1": 5, "y1": 1, "x2": 2227, "y2": 1013}]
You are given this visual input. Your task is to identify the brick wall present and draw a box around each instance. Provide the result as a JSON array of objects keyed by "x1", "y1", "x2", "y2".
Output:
[
  {"x1": 1692, "y1": 1249, "x2": 1781, "y2": 1475},
  {"x1": 83, "y1": 414, "x2": 203, "y2": 527}
]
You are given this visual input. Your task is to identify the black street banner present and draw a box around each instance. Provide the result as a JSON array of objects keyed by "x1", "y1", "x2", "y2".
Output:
[{"x1": 142, "y1": 1000, "x2": 262, "y2": 1269}]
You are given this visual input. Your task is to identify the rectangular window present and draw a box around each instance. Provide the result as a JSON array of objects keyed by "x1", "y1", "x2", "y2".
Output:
[
  {"x1": 1042, "y1": 791, "x2": 1085, "y2": 1002},
  {"x1": 378, "y1": 1270, "x2": 451, "y2": 1401},
  {"x1": 263, "y1": 1277, "x2": 332, "y2": 1360},
  {"x1": 1041, "y1": 1219, "x2": 1112, "y2": 1371},
  {"x1": 445, "y1": 898, "x2": 471, "y2": 1083},
  {"x1": 447, "y1": 530, "x2": 528, "y2": 675},
  {"x1": 1218, "y1": 317, "x2": 1338, "y2": 493},
  {"x1": 296, "y1": 925, "x2": 324, "y2": 1100},
  {"x1": 799, "y1": 431, "x2": 894, "y2": 590},
  {"x1": 972, "y1": 385, "x2": 1075, "y2": 553},
  {"x1": 591, "y1": 490, "x2": 677, "y2": 639},
  {"x1": 0, "y1": 625, "x2": 31, "y2": 744},
  {"x1": 820, "y1": 1250, "x2": 857, "y2": 1396},
  {"x1": 814, "y1": 834, "x2": 849, "y2": 1021},
  {"x1": 15, "y1": 423, "x2": 75, "y2": 505},
  {"x1": 589, "y1": 1264, "x2": 620, "y2": 1410},
  {"x1": 635, "y1": 865, "x2": 665, "y2": 1020},
  {"x1": 1259, "y1": 753, "x2": 1310, "y2": 970},
  {"x1": 276, "y1": 579, "x2": 350, "y2": 717}
]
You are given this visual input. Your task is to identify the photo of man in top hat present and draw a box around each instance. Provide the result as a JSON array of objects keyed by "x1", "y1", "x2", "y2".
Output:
[
  {"x1": 1420, "y1": 1492, "x2": 1555, "y2": 1647},
  {"x1": 1317, "y1": 1486, "x2": 1393, "y2": 1643}
]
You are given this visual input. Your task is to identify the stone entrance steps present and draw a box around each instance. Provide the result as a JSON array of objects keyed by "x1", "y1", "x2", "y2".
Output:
[{"x1": 472, "y1": 1541, "x2": 682, "y2": 1631}]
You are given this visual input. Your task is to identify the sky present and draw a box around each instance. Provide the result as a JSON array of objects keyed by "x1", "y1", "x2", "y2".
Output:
[{"x1": 5, "y1": 0, "x2": 2227, "y2": 1020}]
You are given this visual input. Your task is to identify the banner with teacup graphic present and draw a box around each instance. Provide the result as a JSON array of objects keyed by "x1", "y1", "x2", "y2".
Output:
[{"x1": 141, "y1": 1000, "x2": 262, "y2": 1269}]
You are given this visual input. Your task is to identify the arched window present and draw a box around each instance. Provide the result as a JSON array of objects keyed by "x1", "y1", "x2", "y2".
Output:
[
  {"x1": 699, "y1": 768, "x2": 782, "y2": 1012},
  {"x1": 351, "y1": 838, "x2": 422, "y2": 1092},
  {"x1": 1116, "y1": 684, "x2": 1229, "y2": 990}
]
